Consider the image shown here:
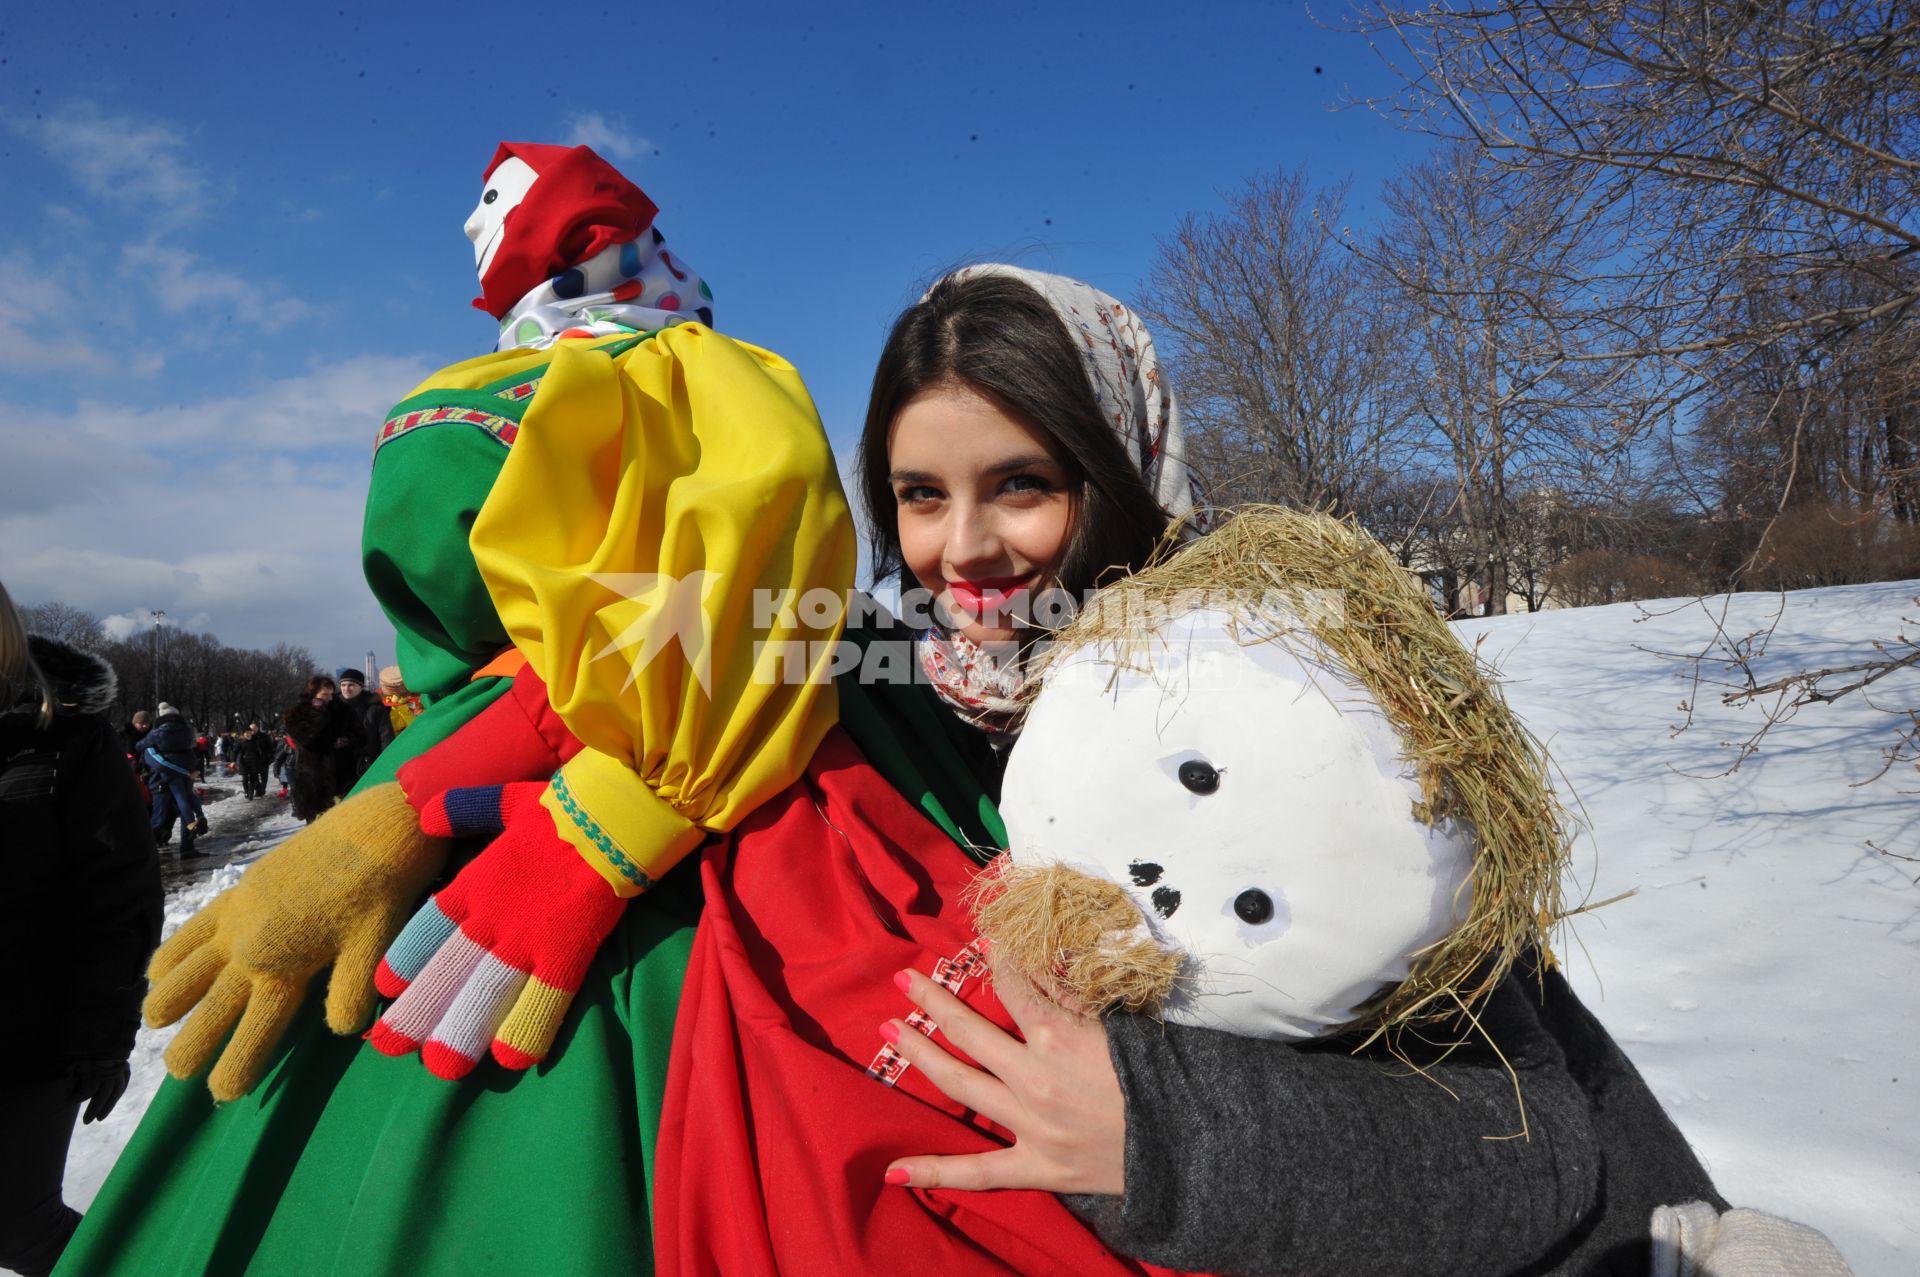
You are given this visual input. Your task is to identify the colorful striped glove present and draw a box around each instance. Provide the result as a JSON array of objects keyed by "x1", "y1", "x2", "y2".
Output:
[{"x1": 369, "y1": 781, "x2": 626, "y2": 1078}]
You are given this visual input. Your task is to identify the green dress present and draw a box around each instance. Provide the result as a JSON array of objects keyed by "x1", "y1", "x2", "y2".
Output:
[{"x1": 56, "y1": 328, "x2": 1001, "y2": 1276}]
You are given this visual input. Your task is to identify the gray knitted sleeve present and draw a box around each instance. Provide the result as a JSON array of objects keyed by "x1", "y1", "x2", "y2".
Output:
[{"x1": 1062, "y1": 972, "x2": 1600, "y2": 1277}]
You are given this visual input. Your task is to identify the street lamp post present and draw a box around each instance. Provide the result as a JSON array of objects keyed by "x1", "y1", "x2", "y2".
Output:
[{"x1": 149, "y1": 610, "x2": 165, "y2": 701}]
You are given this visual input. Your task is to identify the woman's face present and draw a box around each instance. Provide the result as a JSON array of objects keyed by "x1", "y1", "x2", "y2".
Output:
[
  {"x1": 313, "y1": 685, "x2": 334, "y2": 706},
  {"x1": 888, "y1": 382, "x2": 1073, "y2": 645}
]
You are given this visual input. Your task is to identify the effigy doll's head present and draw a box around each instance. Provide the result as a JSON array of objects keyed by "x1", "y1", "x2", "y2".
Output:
[
  {"x1": 976, "y1": 507, "x2": 1568, "y2": 1042},
  {"x1": 466, "y1": 141, "x2": 713, "y2": 349}
]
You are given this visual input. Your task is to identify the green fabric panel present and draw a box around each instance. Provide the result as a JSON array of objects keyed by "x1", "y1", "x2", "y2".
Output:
[
  {"x1": 56, "y1": 866, "x2": 700, "y2": 1277},
  {"x1": 348, "y1": 677, "x2": 510, "y2": 797},
  {"x1": 360, "y1": 426, "x2": 513, "y2": 702},
  {"x1": 57, "y1": 622, "x2": 1003, "y2": 1276},
  {"x1": 834, "y1": 620, "x2": 1008, "y2": 862}
]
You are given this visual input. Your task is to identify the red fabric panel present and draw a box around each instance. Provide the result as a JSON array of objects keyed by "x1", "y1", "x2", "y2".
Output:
[
  {"x1": 395, "y1": 669, "x2": 581, "y2": 810},
  {"x1": 656, "y1": 728, "x2": 1192, "y2": 1276}
]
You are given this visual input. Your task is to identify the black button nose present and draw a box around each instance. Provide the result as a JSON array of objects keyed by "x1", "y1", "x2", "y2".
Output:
[
  {"x1": 1234, "y1": 889, "x2": 1274, "y2": 925},
  {"x1": 1177, "y1": 760, "x2": 1219, "y2": 794}
]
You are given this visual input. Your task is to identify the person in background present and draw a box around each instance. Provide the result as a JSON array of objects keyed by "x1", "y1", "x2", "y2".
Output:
[
  {"x1": 135, "y1": 702, "x2": 208, "y2": 856},
  {"x1": 334, "y1": 668, "x2": 394, "y2": 783},
  {"x1": 285, "y1": 675, "x2": 364, "y2": 823},
  {"x1": 192, "y1": 733, "x2": 214, "y2": 779},
  {"x1": 377, "y1": 665, "x2": 419, "y2": 735},
  {"x1": 120, "y1": 710, "x2": 150, "y2": 765},
  {"x1": 270, "y1": 730, "x2": 294, "y2": 799},
  {"x1": 0, "y1": 580, "x2": 162, "y2": 1277},
  {"x1": 237, "y1": 722, "x2": 274, "y2": 800}
]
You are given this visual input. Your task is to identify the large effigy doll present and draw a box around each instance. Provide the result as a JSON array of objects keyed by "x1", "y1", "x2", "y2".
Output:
[{"x1": 55, "y1": 143, "x2": 859, "y2": 1276}]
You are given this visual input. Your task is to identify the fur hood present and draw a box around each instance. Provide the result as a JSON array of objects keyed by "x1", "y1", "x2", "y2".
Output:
[{"x1": 23, "y1": 635, "x2": 119, "y2": 718}]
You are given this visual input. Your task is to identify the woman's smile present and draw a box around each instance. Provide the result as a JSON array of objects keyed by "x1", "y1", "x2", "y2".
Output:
[{"x1": 887, "y1": 381, "x2": 1073, "y2": 644}]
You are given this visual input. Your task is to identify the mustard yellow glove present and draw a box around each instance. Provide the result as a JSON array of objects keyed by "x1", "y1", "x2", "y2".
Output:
[{"x1": 143, "y1": 783, "x2": 449, "y2": 1101}]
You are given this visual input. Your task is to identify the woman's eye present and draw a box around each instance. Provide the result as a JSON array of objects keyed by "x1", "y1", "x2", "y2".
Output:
[
  {"x1": 1001, "y1": 473, "x2": 1053, "y2": 497},
  {"x1": 896, "y1": 485, "x2": 940, "y2": 506},
  {"x1": 483, "y1": 189, "x2": 499, "y2": 205}
]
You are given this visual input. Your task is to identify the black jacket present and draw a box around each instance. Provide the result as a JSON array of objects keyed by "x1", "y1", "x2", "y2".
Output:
[
  {"x1": 134, "y1": 712, "x2": 197, "y2": 776},
  {"x1": 1, "y1": 638, "x2": 163, "y2": 1084},
  {"x1": 237, "y1": 730, "x2": 276, "y2": 769},
  {"x1": 285, "y1": 697, "x2": 365, "y2": 818},
  {"x1": 342, "y1": 689, "x2": 394, "y2": 775}
]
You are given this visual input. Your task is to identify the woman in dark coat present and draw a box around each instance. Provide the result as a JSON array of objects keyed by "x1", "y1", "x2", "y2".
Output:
[
  {"x1": 284, "y1": 674, "x2": 365, "y2": 824},
  {"x1": 0, "y1": 583, "x2": 162, "y2": 1277}
]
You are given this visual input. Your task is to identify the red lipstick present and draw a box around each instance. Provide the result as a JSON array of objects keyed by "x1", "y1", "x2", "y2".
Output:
[{"x1": 947, "y1": 576, "x2": 1030, "y2": 615}]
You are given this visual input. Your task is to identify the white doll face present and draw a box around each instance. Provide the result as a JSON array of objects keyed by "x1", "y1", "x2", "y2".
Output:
[
  {"x1": 463, "y1": 156, "x2": 539, "y2": 280},
  {"x1": 998, "y1": 607, "x2": 1476, "y2": 1039}
]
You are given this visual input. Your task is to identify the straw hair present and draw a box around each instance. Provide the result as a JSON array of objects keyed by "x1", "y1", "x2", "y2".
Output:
[
  {"x1": 1010, "y1": 506, "x2": 1569, "y2": 1039},
  {"x1": 0, "y1": 580, "x2": 55, "y2": 731}
]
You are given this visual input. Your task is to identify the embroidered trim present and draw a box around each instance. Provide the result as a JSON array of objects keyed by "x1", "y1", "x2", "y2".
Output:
[
  {"x1": 548, "y1": 769, "x2": 653, "y2": 891},
  {"x1": 865, "y1": 937, "x2": 990, "y2": 1087},
  {"x1": 374, "y1": 404, "x2": 520, "y2": 458},
  {"x1": 493, "y1": 375, "x2": 542, "y2": 402}
]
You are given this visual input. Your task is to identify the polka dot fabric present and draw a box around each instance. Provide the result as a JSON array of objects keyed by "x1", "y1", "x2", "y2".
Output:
[{"x1": 494, "y1": 226, "x2": 715, "y2": 352}]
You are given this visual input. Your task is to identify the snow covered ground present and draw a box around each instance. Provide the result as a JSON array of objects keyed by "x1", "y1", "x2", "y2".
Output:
[
  {"x1": 48, "y1": 579, "x2": 1920, "y2": 1275},
  {"x1": 1455, "y1": 579, "x2": 1919, "y2": 1277}
]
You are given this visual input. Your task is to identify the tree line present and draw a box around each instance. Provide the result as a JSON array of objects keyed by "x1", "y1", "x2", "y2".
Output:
[
  {"x1": 1144, "y1": 0, "x2": 1919, "y2": 616},
  {"x1": 22, "y1": 600, "x2": 318, "y2": 733}
]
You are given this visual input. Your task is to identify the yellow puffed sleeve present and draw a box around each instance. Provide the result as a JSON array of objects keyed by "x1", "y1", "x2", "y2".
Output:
[{"x1": 469, "y1": 325, "x2": 857, "y2": 895}]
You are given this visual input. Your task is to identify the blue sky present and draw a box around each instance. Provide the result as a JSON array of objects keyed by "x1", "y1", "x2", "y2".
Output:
[{"x1": 0, "y1": 0, "x2": 1432, "y2": 668}]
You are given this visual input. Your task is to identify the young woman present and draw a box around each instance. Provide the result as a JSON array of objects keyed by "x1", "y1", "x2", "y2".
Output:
[
  {"x1": 651, "y1": 265, "x2": 1726, "y2": 1276},
  {"x1": 284, "y1": 673, "x2": 365, "y2": 823},
  {"x1": 0, "y1": 581, "x2": 161, "y2": 1277}
]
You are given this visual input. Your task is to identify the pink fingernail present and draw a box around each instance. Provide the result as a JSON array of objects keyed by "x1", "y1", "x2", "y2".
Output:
[
  {"x1": 893, "y1": 969, "x2": 913, "y2": 993},
  {"x1": 884, "y1": 1167, "x2": 911, "y2": 1186},
  {"x1": 878, "y1": 1021, "x2": 900, "y2": 1044}
]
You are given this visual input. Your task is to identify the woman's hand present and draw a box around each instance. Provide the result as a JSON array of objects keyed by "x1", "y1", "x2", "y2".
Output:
[{"x1": 881, "y1": 958, "x2": 1126, "y2": 1196}]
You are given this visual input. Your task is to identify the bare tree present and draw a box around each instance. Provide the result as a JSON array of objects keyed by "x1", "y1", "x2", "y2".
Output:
[
  {"x1": 20, "y1": 601, "x2": 106, "y2": 650},
  {"x1": 1346, "y1": 0, "x2": 1920, "y2": 369},
  {"x1": 1343, "y1": 0, "x2": 1920, "y2": 774},
  {"x1": 1366, "y1": 144, "x2": 1667, "y2": 613},
  {"x1": 1140, "y1": 169, "x2": 1415, "y2": 516}
]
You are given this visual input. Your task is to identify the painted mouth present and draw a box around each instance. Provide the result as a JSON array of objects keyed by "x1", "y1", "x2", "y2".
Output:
[{"x1": 476, "y1": 222, "x2": 505, "y2": 277}]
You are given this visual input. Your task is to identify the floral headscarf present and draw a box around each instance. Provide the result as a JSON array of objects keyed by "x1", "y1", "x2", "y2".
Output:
[{"x1": 914, "y1": 264, "x2": 1207, "y2": 737}]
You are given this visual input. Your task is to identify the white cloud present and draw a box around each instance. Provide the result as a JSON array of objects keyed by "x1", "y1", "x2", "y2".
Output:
[
  {"x1": 100, "y1": 611, "x2": 148, "y2": 641},
  {"x1": 0, "y1": 353, "x2": 439, "y2": 662},
  {"x1": 22, "y1": 102, "x2": 219, "y2": 229},
  {"x1": 120, "y1": 240, "x2": 313, "y2": 330},
  {"x1": 562, "y1": 112, "x2": 653, "y2": 163},
  {"x1": 0, "y1": 250, "x2": 124, "y2": 373}
]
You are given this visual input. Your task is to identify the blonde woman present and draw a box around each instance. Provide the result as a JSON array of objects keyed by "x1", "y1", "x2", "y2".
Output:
[{"x1": 0, "y1": 581, "x2": 162, "y2": 1277}]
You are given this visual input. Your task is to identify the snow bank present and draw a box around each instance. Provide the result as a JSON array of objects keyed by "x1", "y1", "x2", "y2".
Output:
[{"x1": 1457, "y1": 579, "x2": 1919, "y2": 1276}]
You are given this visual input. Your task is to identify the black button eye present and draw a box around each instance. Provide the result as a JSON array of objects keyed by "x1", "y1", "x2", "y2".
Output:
[
  {"x1": 1234, "y1": 889, "x2": 1274, "y2": 925},
  {"x1": 1129, "y1": 861, "x2": 1164, "y2": 887},
  {"x1": 1177, "y1": 759, "x2": 1219, "y2": 794},
  {"x1": 483, "y1": 188, "x2": 499, "y2": 204}
]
